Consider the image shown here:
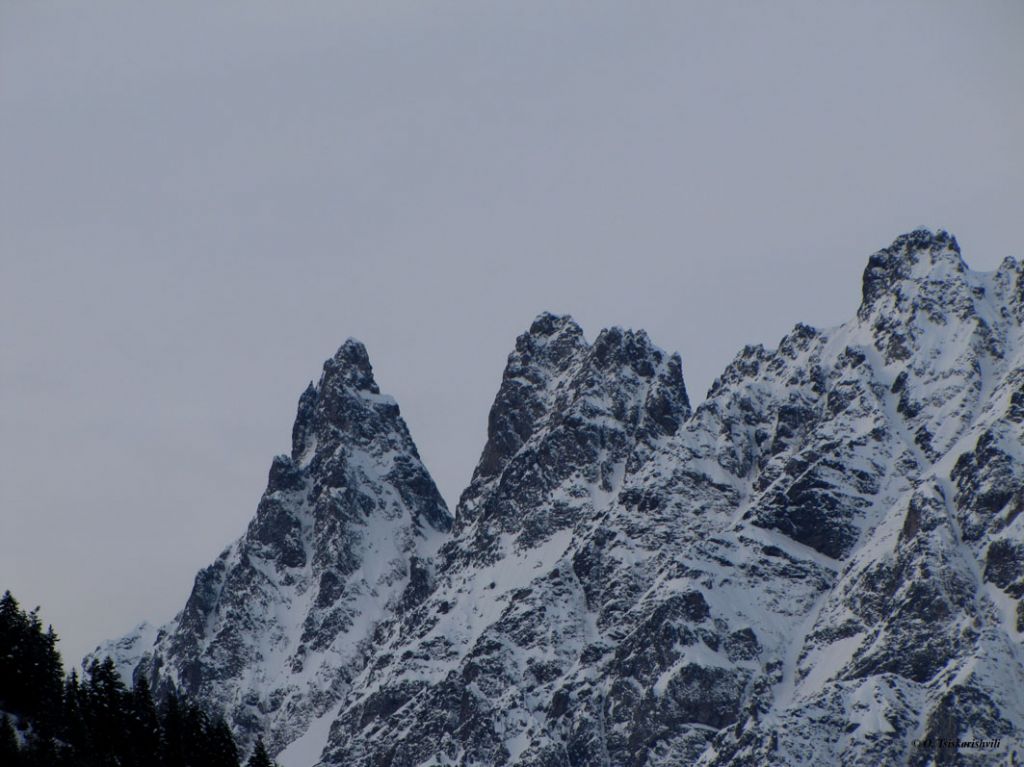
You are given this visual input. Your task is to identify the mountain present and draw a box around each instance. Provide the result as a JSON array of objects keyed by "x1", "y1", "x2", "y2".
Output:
[
  {"x1": 92, "y1": 340, "x2": 452, "y2": 756},
  {"x1": 97, "y1": 230, "x2": 1024, "y2": 766}
]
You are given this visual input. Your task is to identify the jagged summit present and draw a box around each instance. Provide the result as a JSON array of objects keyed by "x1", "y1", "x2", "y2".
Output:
[
  {"x1": 323, "y1": 337, "x2": 378, "y2": 392},
  {"x1": 862, "y1": 228, "x2": 962, "y2": 292},
  {"x1": 526, "y1": 311, "x2": 585, "y2": 339},
  {"x1": 91, "y1": 340, "x2": 451, "y2": 756},
  {"x1": 464, "y1": 315, "x2": 689, "y2": 528},
  {"x1": 318, "y1": 232, "x2": 1023, "y2": 767},
  {"x1": 290, "y1": 339, "x2": 382, "y2": 461},
  {"x1": 859, "y1": 228, "x2": 968, "y2": 322},
  {"x1": 99, "y1": 231, "x2": 1023, "y2": 767}
]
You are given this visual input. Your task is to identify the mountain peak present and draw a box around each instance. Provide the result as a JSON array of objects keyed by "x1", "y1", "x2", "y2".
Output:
[
  {"x1": 592, "y1": 326, "x2": 663, "y2": 380},
  {"x1": 323, "y1": 337, "x2": 377, "y2": 393},
  {"x1": 94, "y1": 338, "x2": 450, "y2": 756},
  {"x1": 527, "y1": 311, "x2": 582, "y2": 338},
  {"x1": 97, "y1": 230, "x2": 1024, "y2": 767},
  {"x1": 860, "y1": 228, "x2": 965, "y2": 313},
  {"x1": 511, "y1": 312, "x2": 587, "y2": 372},
  {"x1": 460, "y1": 315, "x2": 689, "y2": 549}
]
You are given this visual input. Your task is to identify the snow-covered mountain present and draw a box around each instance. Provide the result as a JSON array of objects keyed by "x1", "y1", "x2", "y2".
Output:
[
  {"x1": 92, "y1": 339, "x2": 451, "y2": 756},
  {"x1": 97, "y1": 230, "x2": 1024, "y2": 766}
]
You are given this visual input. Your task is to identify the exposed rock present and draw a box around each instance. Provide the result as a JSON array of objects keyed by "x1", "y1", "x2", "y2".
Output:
[
  {"x1": 99, "y1": 231, "x2": 1024, "y2": 767},
  {"x1": 91, "y1": 340, "x2": 451, "y2": 755}
]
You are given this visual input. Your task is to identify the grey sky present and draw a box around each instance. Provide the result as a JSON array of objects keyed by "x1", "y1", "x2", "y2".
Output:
[{"x1": 1, "y1": 1, "x2": 1022, "y2": 667}]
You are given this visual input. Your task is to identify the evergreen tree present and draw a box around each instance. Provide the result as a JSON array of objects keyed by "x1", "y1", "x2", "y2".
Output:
[
  {"x1": 0, "y1": 593, "x2": 64, "y2": 729},
  {"x1": 0, "y1": 714, "x2": 20, "y2": 767},
  {"x1": 204, "y1": 718, "x2": 240, "y2": 767},
  {"x1": 0, "y1": 591, "x2": 29, "y2": 713},
  {"x1": 181, "y1": 701, "x2": 210, "y2": 766},
  {"x1": 60, "y1": 671, "x2": 91, "y2": 766},
  {"x1": 40, "y1": 625, "x2": 65, "y2": 729},
  {"x1": 127, "y1": 676, "x2": 161, "y2": 766},
  {"x1": 160, "y1": 690, "x2": 187, "y2": 767},
  {"x1": 246, "y1": 737, "x2": 275, "y2": 767},
  {"x1": 0, "y1": 590, "x2": 243, "y2": 767},
  {"x1": 83, "y1": 656, "x2": 128, "y2": 764},
  {"x1": 27, "y1": 622, "x2": 64, "y2": 740}
]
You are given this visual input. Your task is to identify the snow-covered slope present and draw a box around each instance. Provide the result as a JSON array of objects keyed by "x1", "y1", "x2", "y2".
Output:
[
  {"x1": 318, "y1": 231, "x2": 1023, "y2": 767},
  {"x1": 100, "y1": 230, "x2": 1023, "y2": 766},
  {"x1": 91, "y1": 340, "x2": 452, "y2": 756}
]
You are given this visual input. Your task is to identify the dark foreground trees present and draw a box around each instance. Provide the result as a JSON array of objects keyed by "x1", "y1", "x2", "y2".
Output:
[
  {"x1": 0, "y1": 590, "x2": 243, "y2": 766},
  {"x1": 245, "y1": 738, "x2": 275, "y2": 767}
]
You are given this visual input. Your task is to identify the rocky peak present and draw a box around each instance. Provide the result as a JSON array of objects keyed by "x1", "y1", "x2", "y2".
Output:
[
  {"x1": 853, "y1": 228, "x2": 1010, "y2": 371},
  {"x1": 705, "y1": 343, "x2": 771, "y2": 399},
  {"x1": 459, "y1": 315, "x2": 688, "y2": 542},
  {"x1": 473, "y1": 313, "x2": 588, "y2": 481},
  {"x1": 859, "y1": 228, "x2": 963, "y2": 311},
  {"x1": 586, "y1": 325, "x2": 690, "y2": 441},
  {"x1": 98, "y1": 230, "x2": 1024, "y2": 767},
  {"x1": 298, "y1": 338, "x2": 429, "y2": 468},
  {"x1": 524, "y1": 311, "x2": 588, "y2": 356},
  {"x1": 93, "y1": 339, "x2": 451, "y2": 757},
  {"x1": 323, "y1": 338, "x2": 378, "y2": 393},
  {"x1": 290, "y1": 339, "x2": 379, "y2": 461}
]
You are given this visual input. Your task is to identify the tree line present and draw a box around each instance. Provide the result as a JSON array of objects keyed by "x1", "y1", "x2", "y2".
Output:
[{"x1": 0, "y1": 590, "x2": 277, "y2": 767}]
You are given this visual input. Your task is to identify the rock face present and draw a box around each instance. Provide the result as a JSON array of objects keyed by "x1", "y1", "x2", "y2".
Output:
[
  {"x1": 92, "y1": 340, "x2": 452, "y2": 755},
  {"x1": 100, "y1": 230, "x2": 1024, "y2": 766}
]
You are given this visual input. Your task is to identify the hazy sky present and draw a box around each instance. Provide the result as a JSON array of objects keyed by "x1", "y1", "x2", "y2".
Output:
[{"x1": 2, "y1": 1, "x2": 1022, "y2": 667}]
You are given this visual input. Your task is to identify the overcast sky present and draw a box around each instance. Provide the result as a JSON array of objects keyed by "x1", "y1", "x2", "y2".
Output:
[{"x1": 1, "y1": 1, "x2": 1022, "y2": 667}]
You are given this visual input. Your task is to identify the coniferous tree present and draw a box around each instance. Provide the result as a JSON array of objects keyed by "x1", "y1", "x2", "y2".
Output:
[
  {"x1": 83, "y1": 656, "x2": 129, "y2": 765},
  {"x1": 0, "y1": 591, "x2": 29, "y2": 713},
  {"x1": 246, "y1": 737, "x2": 275, "y2": 767},
  {"x1": 127, "y1": 676, "x2": 161, "y2": 766},
  {"x1": 205, "y1": 718, "x2": 241, "y2": 767},
  {"x1": 0, "y1": 603, "x2": 60, "y2": 723},
  {"x1": 0, "y1": 590, "x2": 243, "y2": 767},
  {"x1": 160, "y1": 689, "x2": 187, "y2": 767},
  {"x1": 0, "y1": 713, "x2": 20, "y2": 767},
  {"x1": 182, "y1": 701, "x2": 210, "y2": 766},
  {"x1": 60, "y1": 671, "x2": 91, "y2": 766},
  {"x1": 40, "y1": 625, "x2": 64, "y2": 729}
]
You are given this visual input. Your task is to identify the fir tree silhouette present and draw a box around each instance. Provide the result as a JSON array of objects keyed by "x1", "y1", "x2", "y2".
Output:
[
  {"x1": 246, "y1": 737, "x2": 275, "y2": 767},
  {"x1": 0, "y1": 590, "x2": 242, "y2": 766}
]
